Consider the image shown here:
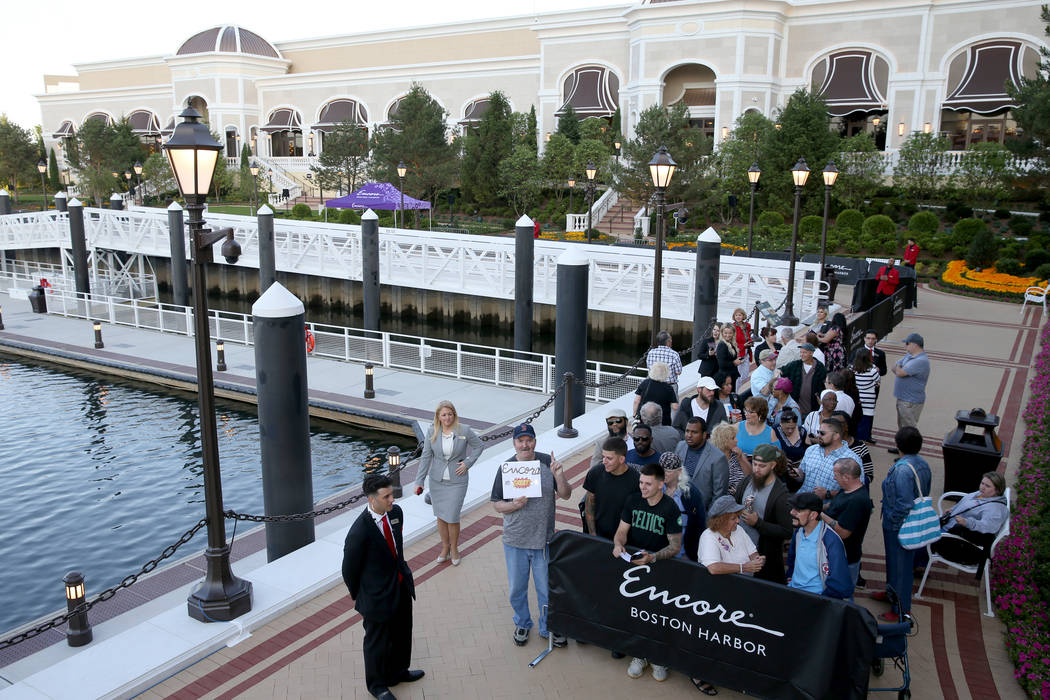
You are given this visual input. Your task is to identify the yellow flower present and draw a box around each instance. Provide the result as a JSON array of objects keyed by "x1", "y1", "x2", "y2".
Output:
[{"x1": 941, "y1": 260, "x2": 1048, "y2": 295}]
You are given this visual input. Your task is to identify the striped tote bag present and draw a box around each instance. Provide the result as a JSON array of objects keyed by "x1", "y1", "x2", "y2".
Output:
[{"x1": 897, "y1": 462, "x2": 942, "y2": 550}]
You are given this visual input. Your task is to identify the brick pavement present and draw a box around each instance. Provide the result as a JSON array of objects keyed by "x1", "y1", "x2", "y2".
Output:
[{"x1": 136, "y1": 287, "x2": 1040, "y2": 700}]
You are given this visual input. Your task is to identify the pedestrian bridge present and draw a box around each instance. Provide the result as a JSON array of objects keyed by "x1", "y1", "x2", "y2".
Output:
[{"x1": 0, "y1": 207, "x2": 822, "y2": 323}]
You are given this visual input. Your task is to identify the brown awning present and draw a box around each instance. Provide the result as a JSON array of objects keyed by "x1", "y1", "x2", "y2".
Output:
[
  {"x1": 311, "y1": 99, "x2": 368, "y2": 133},
  {"x1": 83, "y1": 112, "x2": 112, "y2": 127},
  {"x1": 556, "y1": 66, "x2": 619, "y2": 117},
  {"x1": 815, "y1": 51, "x2": 885, "y2": 117},
  {"x1": 260, "y1": 108, "x2": 302, "y2": 133},
  {"x1": 160, "y1": 117, "x2": 175, "y2": 137},
  {"x1": 943, "y1": 41, "x2": 1023, "y2": 114},
  {"x1": 674, "y1": 88, "x2": 716, "y2": 107},
  {"x1": 52, "y1": 120, "x2": 75, "y2": 138},
  {"x1": 458, "y1": 99, "x2": 491, "y2": 125},
  {"x1": 128, "y1": 110, "x2": 161, "y2": 135}
]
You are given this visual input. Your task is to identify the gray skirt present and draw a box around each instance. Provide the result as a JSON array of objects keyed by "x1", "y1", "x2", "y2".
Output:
[{"x1": 429, "y1": 477, "x2": 469, "y2": 523}]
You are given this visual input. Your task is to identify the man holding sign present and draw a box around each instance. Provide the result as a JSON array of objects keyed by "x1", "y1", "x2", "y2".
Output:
[{"x1": 490, "y1": 424, "x2": 572, "y2": 648}]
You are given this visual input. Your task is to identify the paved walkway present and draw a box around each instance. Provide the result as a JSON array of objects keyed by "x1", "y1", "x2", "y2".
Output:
[{"x1": 125, "y1": 285, "x2": 1040, "y2": 700}]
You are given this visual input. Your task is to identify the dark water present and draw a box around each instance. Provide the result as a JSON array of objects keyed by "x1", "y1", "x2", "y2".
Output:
[{"x1": 0, "y1": 353, "x2": 416, "y2": 635}]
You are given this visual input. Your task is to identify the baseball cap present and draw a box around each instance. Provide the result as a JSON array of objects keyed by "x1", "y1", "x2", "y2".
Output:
[
  {"x1": 752, "y1": 443, "x2": 782, "y2": 462},
  {"x1": 707, "y1": 495, "x2": 745, "y2": 518},
  {"x1": 513, "y1": 424, "x2": 536, "y2": 439},
  {"x1": 606, "y1": 407, "x2": 628, "y2": 419},
  {"x1": 790, "y1": 492, "x2": 824, "y2": 513},
  {"x1": 774, "y1": 377, "x2": 793, "y2": 393},
  {"x1": 696, "y1": 376, "x2": 719, "y2": 391},
  {"x1": 903, "y1": 333, "x2": 924, "y2": 347},
  {"x1": 758, "y1": 348, "x2": 778, "y2": 362},
  {"x1": 799, "y1": 342, "x2": 816, "y2": 351}
]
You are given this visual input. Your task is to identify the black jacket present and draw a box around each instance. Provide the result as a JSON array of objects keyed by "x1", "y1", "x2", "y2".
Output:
[
  {"x1": 781, "y1": 359, "x2": 827, "y2": 413},
  {"x1": 734, "y1": 475, "x2": 793, "y2": 583},
  {"x1": 850, "y1": 346, "x2": 887, "y2": 376},
  {"x1": 673, "y1": 395, "x2": 729, "y2": 436},
  {"x1": 342, "y1": 504, "x2": 415, "y2": 622},
  {"x1": 677, "y1": 481, "x2": 707, "y2": 562}
]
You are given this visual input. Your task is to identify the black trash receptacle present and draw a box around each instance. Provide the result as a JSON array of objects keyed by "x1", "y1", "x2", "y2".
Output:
[
  {"x1": 941, "y1": 408, "x2": 1002, "y2": 493},
  {"x1": 28, "y1": 285, "x2": 47, "y2": 314}
]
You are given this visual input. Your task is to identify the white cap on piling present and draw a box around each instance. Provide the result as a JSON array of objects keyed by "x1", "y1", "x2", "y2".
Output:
[
  {"x1": 252, "y1": 281, "x2": 305, "y2": 318},
  {"x1": 557, "y1": 245, "x2": 590, "y2": 266},
  {"x1": 0, "y1": 189, "x2": 8, "y2": 196},
  {"x1": 110, "y1": 193, "x2": 122, "y2": 200},
  {"x1": 167, "y1": 201, "x2": 183, "y2": 211},
  {"x1": 55, "y1": 191, "x2": 67, "y2": 199},
  {"x1": 68, "y1": 197, "x2": 82, "y2": 207},
  {"x1": 258, "y1": 204, "x2": 274, "y2": 216},
  {"x1": 698, "y1": 227, "x2": 721, "y2": 244},
  {"x1": 516, "y1": 214, "x2": 534, "y2": 227},
  {"x1": 361, "y1": 208, "x2": 378, "y2": 220}
]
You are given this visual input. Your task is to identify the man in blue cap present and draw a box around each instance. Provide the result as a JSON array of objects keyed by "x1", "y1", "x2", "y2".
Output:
[
  {"x1": 888, "y1": 333, "x2": 930, "y2": 454},
  {"x1": 490, "y1": 424, "x2": 572, "y2": 647}
]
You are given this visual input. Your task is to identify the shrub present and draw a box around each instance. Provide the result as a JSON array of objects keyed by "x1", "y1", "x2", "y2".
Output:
[
  {"x1": 995, "y1": 257, "x2": 1023, "y2": 276},
  {"x1": 1011, "y1": 217, "x2": 1035, "y2": 238},
  {"x1": 757, "y1": 211, "x2": 785, "y2": 231},
  {"x1": 926, "y1": 238, "x2": 948, "y2": 258},
  {"x1": 799, "y1": 214, "x2": 824, "y2": 240},
  {"x1": 994, "y1": 208, "x2": 1011, "y2": 219},
  {"x1": 965, "y1": 229, "x2": 1000, "y2": 268},
  {"x1": 908, "y1": 211, "x2": 940, "y2": 235},
  {"x1": 338, "y1": 208, "x2": 360, "y2": 225},
  {"x1": 950, "y1": 217, "x2": 987, "y2": 247},
  {"x1": 946, "y1": 201, "x2": 974, "y2": 220},
  {"x1": 842, "y1": 239, "x2": 861, "y2": 254},
  {"x1": 1026, "y1": 248, "x2": 1050, "y2": 270},
  {"x1": 835, "y1": 209, "x2": 864, "y2": 233},
  {"x1": 1035, "y1": 262, "x2": 1050, "y2": 280},
  {"x1": 290, "y1": 203, "x2": 313, "y2": 219},
  {"x1": 861, "y1": 214, "x2": 896, "y2": 238},
  {"x1": 1040, "y1": 211, "x2": 1050, "y2": 224}
]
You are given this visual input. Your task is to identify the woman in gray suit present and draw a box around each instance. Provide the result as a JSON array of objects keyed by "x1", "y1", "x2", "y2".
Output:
[{"x1": 413, "y1": 400, "x2": 483, "y2": 565}]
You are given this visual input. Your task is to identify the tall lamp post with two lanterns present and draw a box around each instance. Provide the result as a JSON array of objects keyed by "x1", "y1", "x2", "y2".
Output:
[
  {"x1": 782, "y1": 157, "x2": 810, "y2": 326},
  {"x1": 648, "y1": 145, "x2": 676, "y2": 348},
  {"x1": 163, "y1": 106, "x2": 252, "y2": 622}
]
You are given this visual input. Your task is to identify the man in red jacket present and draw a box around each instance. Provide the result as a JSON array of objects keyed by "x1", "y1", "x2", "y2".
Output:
[
  {"x1": 902, "y1": 239, "x2": 919, "y2": 268},
  {"x1": 875, "y1": 258, "x2": 900, "y2": 299}
]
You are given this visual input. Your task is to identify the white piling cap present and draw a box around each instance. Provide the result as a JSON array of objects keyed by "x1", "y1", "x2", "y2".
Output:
[
  {"x1": 516, "y1": 214, "x2": 534, "y2": 227},
  {"x1": 361, "y1": 208, "x2": 378, "y2": 220},
  {"x1": 0, "y1": 189, "x2": 8, "y2": 196},
  {"x1": 68, "y1": 197, "x2": 82, "y2": 207},
  {"x1": 167, "y1": 201, "x2": 183, "y2": 211},
  {"x1": 557, "y1": 246, "x2": 590, "y2": 266},
  {"x1": 55, "y1": 191, "x2": 67, "y2": 199},
  {"x1": 110, "y1": 193, "x2": 122, "y2": 200},
  {"x1": 698, "y1": 227, "x2": 721, "y2": 243},
  {"x1": 252, "y1": 281, "x2": 305, "y2": 318},
  {"x1": 258, "y1": 204, "x2": 274, "y2": 216}
]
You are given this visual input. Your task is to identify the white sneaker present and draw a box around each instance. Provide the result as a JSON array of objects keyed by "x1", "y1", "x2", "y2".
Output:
[
  {"x1": 627, "y1": 657, "x2": 647, "y2": 678},
  {"x1": 651, "y1": 664, "x2": 668, "y2": 681}
]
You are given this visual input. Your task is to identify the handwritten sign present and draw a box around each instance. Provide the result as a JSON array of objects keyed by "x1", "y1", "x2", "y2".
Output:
[{"x1": 501, "y1": 460, "x2": 542, "y2": 498}]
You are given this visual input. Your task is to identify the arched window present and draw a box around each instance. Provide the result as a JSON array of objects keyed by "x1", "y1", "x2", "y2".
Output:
[
  {"x1": 811, "y1": 50, "x2": 890, "y2": 148},
  {"x1": 261, "y1": 108, "x2": 303, "y2": 157},
  {"x1": 83, "y1": 112, "x2": 113, "y2": 127},
  {"x1": 459, "y1": 98, "x2": 490, "y2": 127},
  {"x1": 556, "y1": 66, "x2": 619, "y2": 118}
]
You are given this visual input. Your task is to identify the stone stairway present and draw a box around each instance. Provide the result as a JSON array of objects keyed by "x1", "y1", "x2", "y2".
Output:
[{"x1": 601, "y1": 198, "x2": 640, "y2": 240}]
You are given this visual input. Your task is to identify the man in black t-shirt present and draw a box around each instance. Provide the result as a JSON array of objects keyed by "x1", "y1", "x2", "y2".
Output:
[
  {"x1": 612, "y1": 462, "x2": 683, "y2": 682},
  {"x1": 583, "y1": 438, "x2": 641, "y2": 539},
  {"x1": 821, "y1": 458, "x2": 873, "y2": 589}
]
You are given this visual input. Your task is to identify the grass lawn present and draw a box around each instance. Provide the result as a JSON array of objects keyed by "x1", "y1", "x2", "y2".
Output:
[{"x1": 207, "y1": 204, "x2": 255, "y2": 215}]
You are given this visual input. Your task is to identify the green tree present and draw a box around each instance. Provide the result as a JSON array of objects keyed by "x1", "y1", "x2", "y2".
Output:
[
  {"x1": 238, "y1": 143, "x2": 254, "y2": 202},
  {"x1": 47, "y1": 148, "x2": 61, "y2": 190},
  {"x1": 703, "y1": 111, "x2": 777, "y2": 222},
  {"x1": 557, "y1": 105, "x2": 581, "y2": 144},
  {"x1": 762, "y1": 89, "x2": 841, "y2": 214},
  {"x1": 141, "y1": 152, "x2": 176, "y2": 200},
  {"x1": 1005, "y1": 5, "x2": 1050, "y2": 175},
  {"x1": 521, "y1": 106, "x2": 538, "y2": 152},
  {"x1": 460, "y1": 90, "x2": 512, "y2": 207},
  {"x1": 834, "y1": 133, "x2": 885, "y2": 210},
  {"x1": 313, "y1": 121, "x2": 369, "y2": 195},
  {"x1": 894, "y1": 131, "x2": 951, "y2": 201},
  {"x1": 371, "y1": 84, "x2": 459, "y2": 207},
  {"x1": 579, "y1": 117, "x2": 611, "y2": 148},
  {"x1": 498, "y1": 144, "x2": 542, "y2": 216},
  {"x1": 71, "y1": 117, "x2": 117, "y2": 205},
  {"x1": 955, "y1": 142, "x2": 1014, "y2": 205},
  {"x1": 0, "y1": 116, "x2": 38, "y2": 202},
  {"x1": 542, "y1": 133, "x2": 576, "y2": 199},
  {"x1": 574, "y1": 138, "x2": 612, "y2": 183}
]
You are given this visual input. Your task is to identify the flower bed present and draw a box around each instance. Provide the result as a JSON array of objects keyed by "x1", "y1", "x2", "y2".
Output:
[
  {"x1": 990, "y1": 317, "x2": 1050, "y2": 698},
  {"x1": 940, "y1": 260, "x2": 1047, "y2": 300}
]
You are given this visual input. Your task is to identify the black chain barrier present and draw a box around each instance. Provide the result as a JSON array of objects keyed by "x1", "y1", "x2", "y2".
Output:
[{"x1": 0, "y1": 518, "x2": 208, "y2": 651}]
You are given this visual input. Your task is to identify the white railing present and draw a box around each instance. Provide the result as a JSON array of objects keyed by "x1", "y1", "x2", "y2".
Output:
[
  {"x1": 0, "y1": 210, "x2": 69, "y2": 248},
  {"x1": 41, "y1": 289, "x2": 644, "y2": 402},
  {"x1": 566, "y1": 188, "x2": 618, "y2": 233},
  {"x1": 0, "y1": 207, "x2": 822, "y2": 322},
  {"x1": 633, "y1": 206, "x2": 650, "y2": 237},
  {"x1": 853, "y1": 149, "x2": 1041, "y2": 176},
  {"x1": 0, "y1": 260, "x2": 157, "y2": 298},
  {"x1": 267, "y1": 156, "x2": 319, "y2": 171},
  {"x1": 252, "y1": 155, "x2": 302, "y2": 201}
]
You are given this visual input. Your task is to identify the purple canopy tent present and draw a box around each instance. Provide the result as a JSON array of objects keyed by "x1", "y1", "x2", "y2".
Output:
[{"x1": 325, "y1": 182, "x2": 432, "y2": 228}]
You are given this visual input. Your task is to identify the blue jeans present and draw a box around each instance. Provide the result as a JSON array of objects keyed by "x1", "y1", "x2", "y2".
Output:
[
  {"x1": 504, "y1": 544, "x2": 549, "y2": 636},
  {"x1": 856, "y1": 415, "x2": 874, "y2": 443},
  {"x1": 883, "y1": 527, "x2": 916, "y2": 614}
]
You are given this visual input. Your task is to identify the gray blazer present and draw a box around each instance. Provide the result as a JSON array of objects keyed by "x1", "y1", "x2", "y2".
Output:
[
  {"x1": 415, "y1": 424, "x2": 484, "y2": 487},
  {"x1": 674, "y1": 440, "x2": 729, "y2": 510}
]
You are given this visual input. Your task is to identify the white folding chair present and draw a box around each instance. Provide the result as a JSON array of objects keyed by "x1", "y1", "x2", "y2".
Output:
[
  {"x1": 1021, "y1": 284, "x2": 1049, "y2": 316},
  {"x1": 916, "y1": 487, "x2": 1010, "y2": 617}
]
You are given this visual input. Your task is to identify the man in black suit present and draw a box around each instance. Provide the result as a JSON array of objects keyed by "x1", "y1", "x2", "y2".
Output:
[
  {"x1": 850, "y1": 330, "x2": 888, "y2": 383},
  {"x1": 342, "y1": 474, "x2": 423, "y2": 700}
]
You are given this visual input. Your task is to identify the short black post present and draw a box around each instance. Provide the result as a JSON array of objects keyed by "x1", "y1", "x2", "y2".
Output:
[
  {"x1": 557, "y1": 373, "x2": 579, "y2": 438},
  {"x1": 693, "y1": 227, "x2": 722, "y2": 354},
  {"x1": 93, "y1": 322, "x2": 104, "y2": 349},
  {"x1": 514, "y1": 214, "x2": 534, "y2": 354},
  {"x1": 361, "y1": 208, "x2": 380, "y2": 332},
  {"x1": 67, "y1": 198, "x2": 90, "y2": 297},
  {"x1": 167, "y1": 202, "x2": 190, "y2": 307},
  {"x1": 109, "y1": 193, "x2": 123, "y2": 211},
  {"x1": 553, "y1": 247, "x2": 588, "y2": 425},
  {"x1": 216, "y1": 340, "x2": 227, "y2": 372},
  {"x1": 252, "y1": 281, "x2": 315, "y2": 561},
  {"x1": 63, "y1": 571, "x2": 93, "y2": 647},
  {"x1": 54, "y1": 191, "x2": 68, "y2": 212},
  {"x1": 257, "y1": 204, "x2": 276, "y2": 293},
  {"x1": 387, "y1": 446, "x2": 402, "y2": 498},
  {"x1": 0, "y1": 189, "x2": 10, "y2": 215},
  {"x1": 364, "y1": 363, "x2": 376, "y2": 398}
]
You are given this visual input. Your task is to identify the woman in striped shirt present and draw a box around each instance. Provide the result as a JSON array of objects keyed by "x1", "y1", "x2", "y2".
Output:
[{"x1": 851, "y1": 352, "x2": 881, "y2": 445}]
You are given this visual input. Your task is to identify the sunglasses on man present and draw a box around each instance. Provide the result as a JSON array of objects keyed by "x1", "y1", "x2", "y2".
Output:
[{"x1": 607, "y1": 418, "x2": 625, "y2": 426}]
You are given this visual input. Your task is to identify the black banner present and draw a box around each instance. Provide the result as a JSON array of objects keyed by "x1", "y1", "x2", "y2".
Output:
[{"x1": 548, "y1": 532, "x2": 876, "y2": 700}]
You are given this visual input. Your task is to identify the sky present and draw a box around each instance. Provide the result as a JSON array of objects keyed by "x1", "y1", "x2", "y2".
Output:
[{"x1": 1, "y1": 0, "x2": 621, "y2": 131}]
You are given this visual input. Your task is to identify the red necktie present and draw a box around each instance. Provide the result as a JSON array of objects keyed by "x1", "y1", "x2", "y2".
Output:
[
  {"x1": 870, "y1": 349, "x2": 875, "y2": 361},
  {"x1": 382, "y1": 515, "x2": 403, "y2": 582}
]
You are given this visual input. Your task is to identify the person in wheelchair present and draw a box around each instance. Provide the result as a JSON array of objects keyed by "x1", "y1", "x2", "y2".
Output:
[{"x1": 933, "y1": 471, "x2": 1008, "y2": 566}]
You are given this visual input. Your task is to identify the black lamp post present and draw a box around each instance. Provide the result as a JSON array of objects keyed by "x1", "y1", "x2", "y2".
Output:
[
  {"x1": 585, "y1": 162, "x2": 596, "y2": 243},
  {"x1": 397, "y1": 160, "x2": 407, "y2": 229},
  {"x1": 387, "y1": 446, "x2": 402, "y2": 498},
  {"x1": 63, "y1": 571, "x2": 92, "y2": 647},
  {"x1": 37, "y1": 159, "x2": 47, "y2": 212},
  {"x1": 647, "y1": 145, "x2": 676, "y2": 348},
  {"x1": 567, "y1": 177, "x2": 575, "y2": 220},
  {"x1": 133, "y1": 161, "x2": 143, "y2": 205},
  {"x1": 249, "y1": 163, "x2": 259, "y2": 214},
  {"x1": 163, "y1": 105, "x2": 252, "y2": 622},
  {"x1": 614, "y1": 140, "x2": 621, "y2": 164},
  {"x1": 307, "y1": 133, "x2": 315, "y2": 158},
  {"x1": 782, "y1": 157, "x2": 810, "y2": 326},
  {"x1": 820, "y1": 162, "x2": 839, "y2": 284},
  {"x1": 747, "y1": 162, "x2": 761, "y2": 256},
  {"x1": 124, "y1": 170, "x2": 132, "y2": 203},
  {"x1": 446, "y1": 191, "x2": 455, "y2": 225}
]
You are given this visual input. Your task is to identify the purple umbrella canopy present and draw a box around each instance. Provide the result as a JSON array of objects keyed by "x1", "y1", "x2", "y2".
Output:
[{"x1": 325, "y1": 182, "x2": 431, "y2": 210}]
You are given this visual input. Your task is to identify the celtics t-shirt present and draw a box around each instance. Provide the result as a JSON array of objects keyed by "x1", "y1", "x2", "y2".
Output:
[{"x1": 620, "y1": 492, "x2": 683, "y2": 553}]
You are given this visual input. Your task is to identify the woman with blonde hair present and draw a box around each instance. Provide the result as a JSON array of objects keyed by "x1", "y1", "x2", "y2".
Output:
[
  {"x1": 709, "y1": 421, "x2": 751, "y2": 495},
  {"x1": 633, "y1": 361, "x2": 678, "y2": 425},
  {"x1": 716, "y1": 324, "x2": 743, "y2": 385},
  {"x1": 413, "y1": 400, "x2": 483, "y2": 565},
  {"x1": 732, "y1": 307, "x2": 754, "y2": 389}
]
